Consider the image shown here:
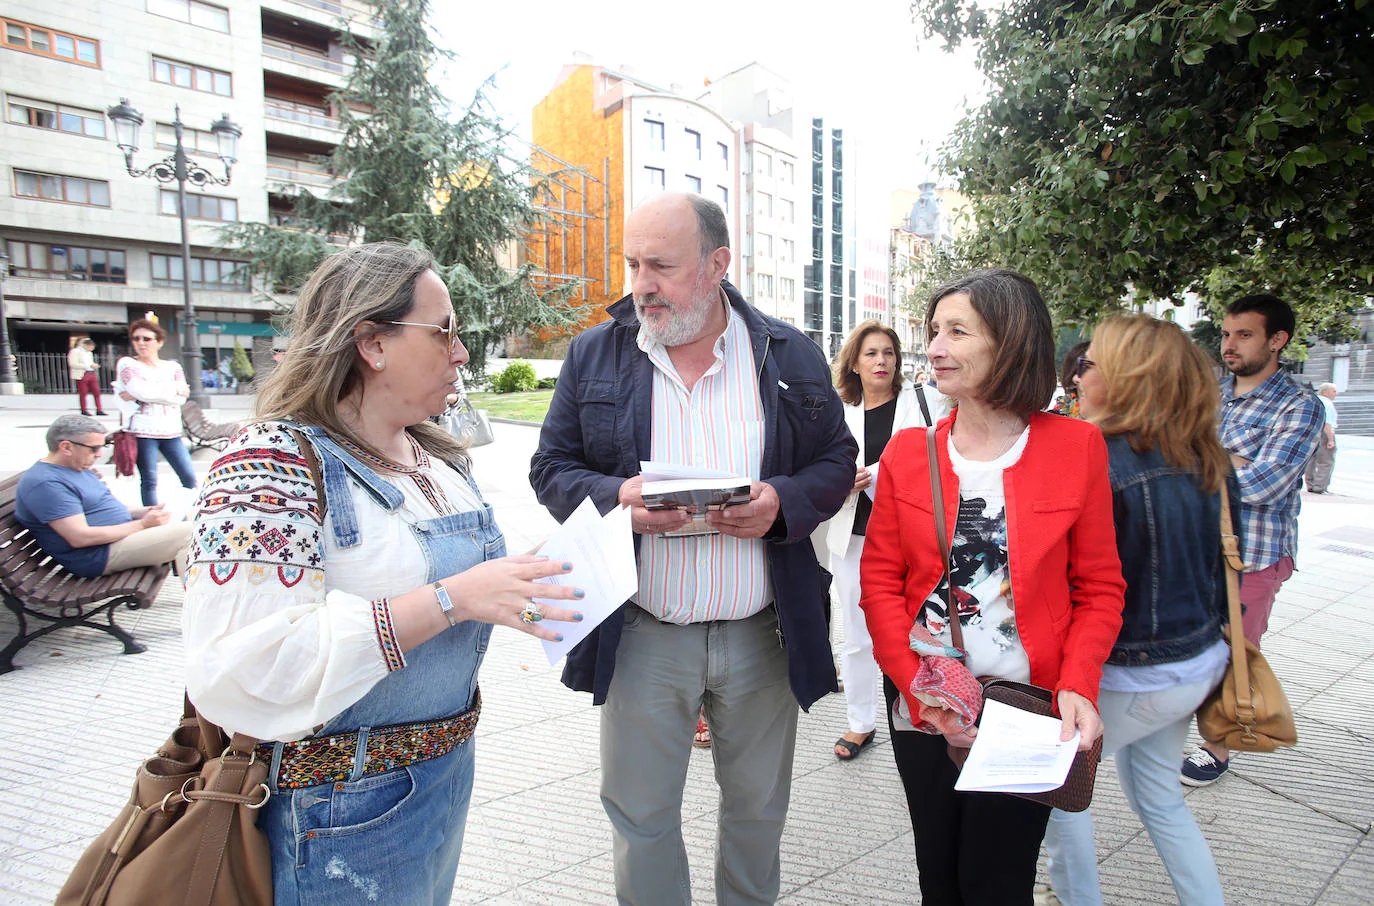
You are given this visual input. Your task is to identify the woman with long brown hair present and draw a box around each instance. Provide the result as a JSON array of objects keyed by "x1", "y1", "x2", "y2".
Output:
[
  {"x1": 1045, "y1": 314, "x2": 1232, "y2": 906},
  {"x1": 183, "y1": 243, "x2": 584, "y2": 904}
]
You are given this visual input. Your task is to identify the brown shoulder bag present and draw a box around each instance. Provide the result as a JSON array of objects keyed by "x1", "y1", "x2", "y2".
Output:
[
  {"x1": 1196, "y1": 482, "x2": 1298, "y2": 752},
  {"x1": 56, "y1": 697, "x2": 272, "y2": 906},
  {"x1": 926, "y1": 428, "x2": 1103, "y2": 812}
]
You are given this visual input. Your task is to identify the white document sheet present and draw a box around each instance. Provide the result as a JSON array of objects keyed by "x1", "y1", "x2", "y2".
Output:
[
  {"x1": 639, "y1": 460, "x2": 740, "y2": 482},
  {"x1": 863, "y1": 462, "x2": 881, "y2": 501},
  {"x1": 953, "y1": 699, "x2": 1082, "y2": 794},
  {"x1": 533, "y1": 498, "x2": 638, "y2": 666}
]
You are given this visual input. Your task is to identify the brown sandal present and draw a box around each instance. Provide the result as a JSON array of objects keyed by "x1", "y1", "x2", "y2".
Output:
[{"x1": 694, "y1": 713, "x2": 712, "y2": 748}]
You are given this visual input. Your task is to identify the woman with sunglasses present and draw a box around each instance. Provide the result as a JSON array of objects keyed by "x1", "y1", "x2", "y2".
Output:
[
  {"x1": 115, "y1": 318, "x2": 197, "y2": 506},
  {"x1": 182, "y1": 243, "x2": 584, "y2": 905},
  {"x1": 860, "y1": 269, "x2": 1125, "y2": 905},
  {"x1": 1044, "y1": 315, "x2": 1232, "y2": 906}
]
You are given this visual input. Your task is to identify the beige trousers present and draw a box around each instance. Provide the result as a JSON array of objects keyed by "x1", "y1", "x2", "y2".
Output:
[{"x1": 102, "y1": 521, "x2": 194, "y2": 574}]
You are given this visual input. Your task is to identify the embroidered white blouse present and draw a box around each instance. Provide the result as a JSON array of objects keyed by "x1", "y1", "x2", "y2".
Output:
[
  {"x1": 183, "y1": 422, "x2": 482, "y2": 741},
  {"x1": 116, "y1": 357, "x2": 187, "y2": 438}
]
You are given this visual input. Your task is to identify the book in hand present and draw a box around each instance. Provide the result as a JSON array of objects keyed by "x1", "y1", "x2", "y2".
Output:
[{"x1": 641, "y1": 476, "x2": 752, "y2": 536}]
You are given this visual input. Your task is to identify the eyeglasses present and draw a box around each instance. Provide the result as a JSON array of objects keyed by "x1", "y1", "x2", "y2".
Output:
[
  {"x1": 1075, "y1": 356, "x2": 1097, "y2": 378},
  {"x1": 387, "y1": 312, "x2": 460, "y2": 351},
  {"x1": 131, "y1": 335, "x2": 159, "y2": 343},
  {"x1": 68, "y1": 439, "x2": 111, "y2": 452}
]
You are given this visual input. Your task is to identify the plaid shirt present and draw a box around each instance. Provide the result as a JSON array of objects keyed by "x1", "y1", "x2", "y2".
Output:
[{"x1": 1220, "y1": 369, "x2": 1325, "y2": 571}]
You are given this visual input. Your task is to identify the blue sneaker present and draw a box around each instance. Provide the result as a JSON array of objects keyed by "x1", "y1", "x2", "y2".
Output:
[{"x1": 1181, "y1": 748, "x2": 1230, "y2": 786}]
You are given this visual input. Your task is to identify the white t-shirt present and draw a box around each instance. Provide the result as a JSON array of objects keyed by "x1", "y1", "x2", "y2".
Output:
[{"x1": 919, "y1": 427, "x2": 1033, "y2": 683}]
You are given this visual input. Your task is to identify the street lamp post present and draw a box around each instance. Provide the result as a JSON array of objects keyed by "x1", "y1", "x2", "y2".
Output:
[
  {"x1": 0, "y1": 249, "x2": 22, "y2": 395},
  {"x1": 106, "y1": 99, "x2": 241, "y2": 408}
]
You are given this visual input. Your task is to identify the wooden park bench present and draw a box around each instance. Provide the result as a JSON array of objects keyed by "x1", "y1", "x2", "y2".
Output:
[
  {"x1": 0, "y1": 474, "x2": 171, "y2": 674},
  {"x1": 182, "y1": 400, "x2": 241, "y2": 452}
]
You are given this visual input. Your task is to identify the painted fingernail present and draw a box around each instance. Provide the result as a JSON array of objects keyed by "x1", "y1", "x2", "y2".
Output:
[
  {"x1": 554, "y1": 634, "x2": 565, "y2": 642},
  {"x1": 573, "y1": 613, "x2": 585, "y2": 621},
  {"x1": 562, "y1": 561, "x2": 573, "y2": 570},
  {"x1": 574, "y1": 589, "x2": 586, "y2": 598}
]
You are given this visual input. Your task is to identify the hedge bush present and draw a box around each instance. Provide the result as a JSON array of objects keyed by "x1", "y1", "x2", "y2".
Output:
[{"x1": 492, "y1": 360, "x2": 538, "y2": 393}]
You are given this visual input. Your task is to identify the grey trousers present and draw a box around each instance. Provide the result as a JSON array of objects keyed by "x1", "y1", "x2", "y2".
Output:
[
  {"x1": 1305, "y1": 440, "x2": 1336, "y2": 493},
  {"x1": 600, "y1": 605, "x2": 799, "y2": 906}
]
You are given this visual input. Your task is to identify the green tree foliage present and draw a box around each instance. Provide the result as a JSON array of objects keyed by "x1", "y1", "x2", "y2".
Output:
[
  {"x1": 228, "y1": 341, "x2": 255, "y2": 383},
  {"x1": 492, "y1": 360, "x2": 537, "y2": 393},
  {"x1": 911, "y1": 0, "x2": 1374, "y2": 333},
  {"x1": 222, "y1": 0, "x2": 581, "y2": 375}
]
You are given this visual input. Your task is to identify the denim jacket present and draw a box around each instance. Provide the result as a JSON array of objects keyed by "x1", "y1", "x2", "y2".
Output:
[{"x1": 1105, "y1": 435, "x2": 1240, "y2": 667}]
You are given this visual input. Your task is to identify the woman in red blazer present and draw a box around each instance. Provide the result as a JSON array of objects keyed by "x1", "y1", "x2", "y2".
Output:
[{"x1": 860, "y1": 269, "x2": 1125, "y2": 906}]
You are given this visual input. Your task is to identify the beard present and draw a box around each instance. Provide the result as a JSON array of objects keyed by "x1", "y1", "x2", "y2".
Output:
[
  {"x1": 1224, "y1": 352, "x2": 1271, "y2": 378},
  {"x1": 635, "y1": 290, "x2": 717, "y2": 347}
]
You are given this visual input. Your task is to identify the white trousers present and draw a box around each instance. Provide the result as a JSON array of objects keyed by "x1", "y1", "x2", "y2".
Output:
[{"x1": 832, "y1": 533, "x2": 879, "y2": 734}]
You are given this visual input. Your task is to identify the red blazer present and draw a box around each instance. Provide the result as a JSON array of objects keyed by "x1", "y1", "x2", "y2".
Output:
[{"x1": 860, "y1": 410, "x2": 1125, "y2": 722}]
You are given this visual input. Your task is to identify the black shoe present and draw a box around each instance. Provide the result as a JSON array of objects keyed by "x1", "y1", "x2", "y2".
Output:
[
  {"x1": 81, "y1": 410, "x2": 93, "y2": 416},
  {"x1": 96, "y1": 409, "x2": 109, "y2": 416}
]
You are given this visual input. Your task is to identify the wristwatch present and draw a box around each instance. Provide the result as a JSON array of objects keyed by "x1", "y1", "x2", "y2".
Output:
[{"x1": 432, "y1": 581, "x2": 457, "y2": 627}]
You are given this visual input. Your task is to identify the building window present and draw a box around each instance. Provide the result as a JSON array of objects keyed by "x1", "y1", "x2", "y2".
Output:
[
  {"x1": 646, "y1": 167, "x2": 665, "y2": 192},
  {"x1": 1, "y1": 17, "x2": 99, "y2": 66},
  {"x1": 155, "y1": 122, "x2": 221, "y2": 157},
  {"x1": 685, "y1": 128, "x2": 701, "y2": 159},
  {"x1": 759, "y1": 233, "x2": 773, "y2": 258},
  {"x1": 146, "y1": 0, "x2": 229, "y2": 32},
  {"x1": 758, "y1": 192, "x2": 773, "y2": 217},
  {"x1": 160, "y1": 189, "x2": 238, "y2": 222},
  {"x1": 718, "y1": 141, "x2": 729, "y2": 167},
  {"x1": 686, "y1": 174, "x2": 701, "y2": 193},
  {"x1": 757, "y1": 274, "x2": 774, "y2": 298},
  {"x1": 780, "y1": 198, "x2": 795, "y2": 223},
  {"x1": 780, "y1": 159, "x2": 794, "y2": 184},
  {"x1": 646, "y1": 119, "x2": 664, "y2": 151},
  {"x1": 151, "y1": 254, "x2": 249, "y2": 291},
  {"x1": 718, "y1": 185, "x2": 729, "y2": 212},
  {"x1": 780, "y1": 277, "x2": 795, "y2": 302},
  {"x1": 780, "y1": 238, "x2": 795, "y2": 262},
  {"x1": 6, "y1": 96, "x2": 105, "y2": 137},
  {"x1": 14, "y1": 169, "x2": 110, "y2": 206},
  {"x1": 757, "y1": 151, "x2": 772, "y2": 176},
  {"x1": 152, "y1": 55, "x2": 232, "y2": 96},
  {"x1": 6, "y1": 240, "x2": 125, "y2": 282}
]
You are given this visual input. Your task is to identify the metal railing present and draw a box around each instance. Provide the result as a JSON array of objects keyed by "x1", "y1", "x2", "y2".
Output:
[
  {"x1": 262, "y1": 39, "x2": 347, "y2": 74},
  {"x1": 266, "y1": 161, "x2": 335, "y2": 188},
  {"x1": 15, "y1": 351, "x2": 240, "y2": 396},
  {"x1": 264, "y1": 99, "x2": 340, "y2": 131}
]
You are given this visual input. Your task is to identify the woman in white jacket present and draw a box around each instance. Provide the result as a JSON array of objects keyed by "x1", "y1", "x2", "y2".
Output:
[{"x1": 826, "y1": 320, "x2": 948, "y2": 759}]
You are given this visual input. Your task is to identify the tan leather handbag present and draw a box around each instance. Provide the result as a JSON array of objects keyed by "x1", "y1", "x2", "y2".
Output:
[
  {"x1": 1196, "y1": 483, "x2": 1298, "y2": 753},
  {"x1": 57, "y1": 698, "x2": 272, "y2": 906}
]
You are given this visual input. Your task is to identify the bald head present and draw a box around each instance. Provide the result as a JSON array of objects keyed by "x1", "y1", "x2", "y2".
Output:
[{"x1": 629, "y1": 192, "x2": 730, "y2": 260}]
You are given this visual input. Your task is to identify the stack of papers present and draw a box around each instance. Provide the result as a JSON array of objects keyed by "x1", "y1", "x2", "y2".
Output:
[
  {"x1": 639, "y1": 461, "x2": 752, "y2": 537},
  {"x1": 531, "y1": 497, "x2": 638, "y2": 666},
  {"x1": 953, "y1": 700, "x2": 1082, "y2": 794}
]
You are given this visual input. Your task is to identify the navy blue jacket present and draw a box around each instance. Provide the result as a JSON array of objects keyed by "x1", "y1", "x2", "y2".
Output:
[
  {"x1": 529, "y1": 282, "x2": 858, "y2": 709},
  {"x1": 1106, "y1": 435, "x2": 1240, "y2": 666}
]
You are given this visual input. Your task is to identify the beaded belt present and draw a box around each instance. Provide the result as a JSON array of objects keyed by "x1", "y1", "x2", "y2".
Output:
[{"x1": 262, "y1": 690, "x2": 481, "y2": 789}]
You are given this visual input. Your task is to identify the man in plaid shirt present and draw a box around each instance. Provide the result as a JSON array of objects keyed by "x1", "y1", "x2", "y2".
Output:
[{"x1": 1183, "y1": 294, "x2": 1324, "y2": 786}]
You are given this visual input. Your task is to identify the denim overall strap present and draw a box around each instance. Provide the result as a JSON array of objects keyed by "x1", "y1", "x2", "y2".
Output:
[{"x1": 291, "y1": 424, "x2": 405, "y2": 550}]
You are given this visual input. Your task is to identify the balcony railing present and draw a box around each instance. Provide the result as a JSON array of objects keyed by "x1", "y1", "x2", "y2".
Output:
[
  {"x1": 262, "y1": 39, "x2": 347, "y2": 75},
  {"x1": 275, "y1": 0, "x2": 381, "y2": 26},
  {"x1": 264, "y1": 99, "x2": 340, "y2": 131},
  {"x1": 266, "y1": 161, "x2": 335, "y2": 188}
]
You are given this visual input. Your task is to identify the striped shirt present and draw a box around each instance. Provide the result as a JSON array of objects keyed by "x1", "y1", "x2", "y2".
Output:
[
  {"x1": 636, "y1": 305, "x2": 772, "y2": 623},
  {"x1": 1220, "y1": 369, "x2": 1324, "y2": 572}
]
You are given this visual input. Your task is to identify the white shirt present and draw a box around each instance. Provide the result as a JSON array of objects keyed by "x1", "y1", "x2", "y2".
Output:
[
  {"x1": 635, "y1": 307, "x2": 771, "y2": 624},
  {"x1": 919, "y1": 427, "x2": 1033, "y2": 683}
]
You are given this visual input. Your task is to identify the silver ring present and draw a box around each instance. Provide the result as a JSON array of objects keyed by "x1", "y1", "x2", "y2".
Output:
[{"x1": 519, "y1": 603, "x2": 543, "y2": 624}]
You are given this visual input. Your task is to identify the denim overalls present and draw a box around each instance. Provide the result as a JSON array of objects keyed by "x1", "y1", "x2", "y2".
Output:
[{"x1": 258, "y1": 426, "x2": 505, "y2": 906}]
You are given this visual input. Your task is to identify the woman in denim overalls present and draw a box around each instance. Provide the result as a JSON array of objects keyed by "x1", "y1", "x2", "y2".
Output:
[{"x1": 183, "y1": 244, "x2": 583, "y2": 905}]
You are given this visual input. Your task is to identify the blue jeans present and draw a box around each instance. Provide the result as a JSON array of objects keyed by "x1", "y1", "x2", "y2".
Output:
[
  {"x1": 259, "y1": 740, "x2": 476, "y2": 905},
  {"x1": 135, "y1": 435, "x2": 196, "y2": 506},
  {"x1": 1046, "y1": 680, "x2": 1226, "y2": 906}
]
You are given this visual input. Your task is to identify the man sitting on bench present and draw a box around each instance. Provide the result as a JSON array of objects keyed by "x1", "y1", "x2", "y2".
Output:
[{"x1": 16, "y1": 415, "x2": 193, "y2": 577}]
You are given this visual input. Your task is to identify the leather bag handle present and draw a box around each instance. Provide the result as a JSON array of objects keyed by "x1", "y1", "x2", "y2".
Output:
[
  {"x1": 1219, "y1": 481, "x2": 1254, "y2": 722},
  {"x1": 926, "y1": 428, "x2": 964, "y2": 653}
]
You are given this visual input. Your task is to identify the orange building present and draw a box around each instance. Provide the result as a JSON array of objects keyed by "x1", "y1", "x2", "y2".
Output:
[{"x1": 530, "y1": 62, "x2": 742, "y2": 335}]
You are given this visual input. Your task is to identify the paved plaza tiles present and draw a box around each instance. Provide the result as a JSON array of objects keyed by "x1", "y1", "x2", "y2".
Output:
[{"x1": 0, "y1": 401, "x2": 1370, "y2": 904}]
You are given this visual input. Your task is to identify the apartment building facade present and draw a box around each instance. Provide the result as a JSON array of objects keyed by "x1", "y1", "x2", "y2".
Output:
[{"x1": 0, "y1": 0, "x2": 371, "y2": 391}]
